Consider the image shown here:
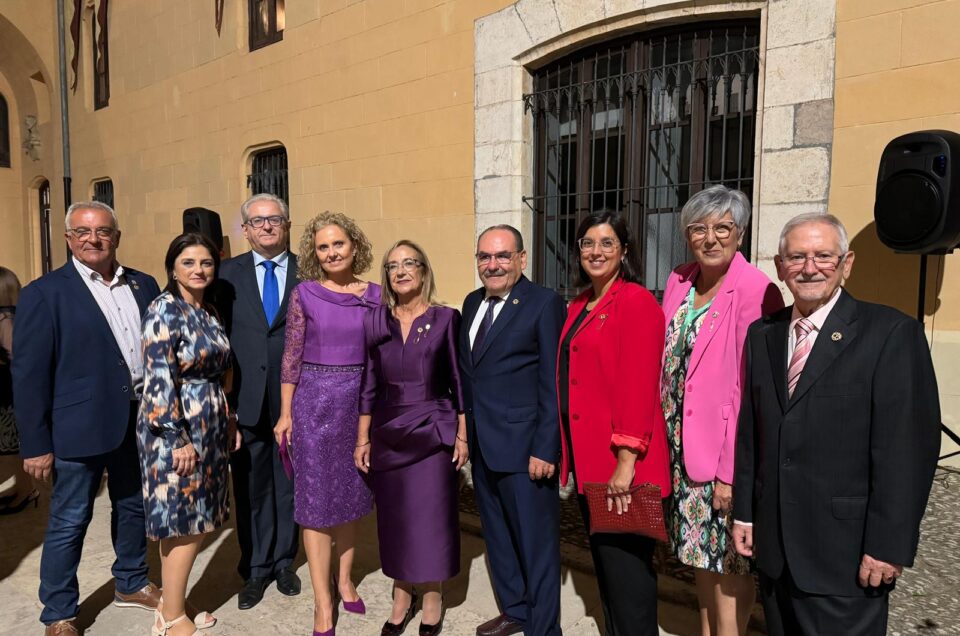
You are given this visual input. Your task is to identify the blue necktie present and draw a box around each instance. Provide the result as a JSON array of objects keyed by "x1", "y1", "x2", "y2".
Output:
[{"x1": 261, "y1": 260, "x2": 279, "y2": 325}]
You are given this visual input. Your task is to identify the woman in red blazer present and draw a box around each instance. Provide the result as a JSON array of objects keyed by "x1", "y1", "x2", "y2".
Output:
[
  {"x1": 660, "y1": 185, "x2": 783, "y2": 636},
  {"x1": 557, "y1": 212, "x2": 669, "y2": 636}
]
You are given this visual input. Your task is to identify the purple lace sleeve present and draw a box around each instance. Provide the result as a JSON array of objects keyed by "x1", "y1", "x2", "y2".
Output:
[{"x1": 281, "y1": 286, "x2": 305, "y2": 384}]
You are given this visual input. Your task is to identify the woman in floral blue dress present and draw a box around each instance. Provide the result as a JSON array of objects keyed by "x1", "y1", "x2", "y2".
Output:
[{"x1": 138, "y1": 233, "x2": 240, "y2": 636}]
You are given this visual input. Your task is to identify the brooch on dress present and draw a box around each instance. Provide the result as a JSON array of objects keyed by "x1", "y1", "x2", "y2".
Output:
[
  {"x1": 831, "y1": 331, "x2": 842, "y2": 342},
  {"x1": 414, "y1": 323, "x2": 431, "y2": 344}
]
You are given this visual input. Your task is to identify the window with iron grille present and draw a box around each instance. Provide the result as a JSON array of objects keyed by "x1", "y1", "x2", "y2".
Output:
[
  {"x1": 92, "y1": 1, "x2": 110, "y2": 110},
  {"x1": 249, "y1": 0, "x2": 284, "y2": 51},
  {"x1": 39, "y1": 180, "x2": 53, "y2": 274},
  {"x1": 93, "y1": 178, "x2": 114, "y2": 209},
  {"x1": 523, "y1": 22, "x2": 760, "y2": 299},
  {"x1": 247, "y1": 146, "x2": 289, "y2": 204},
  {"x1": 0, "y1": 94, "x2": 9, "y2": 168}
]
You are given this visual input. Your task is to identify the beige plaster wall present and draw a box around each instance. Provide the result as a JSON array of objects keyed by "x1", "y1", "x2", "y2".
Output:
[
  {"x1": 0, "y1": 1, "x2": 64, "y2": 285},
  {"x1": 59, "y1": 0, "x2": 516, "y2": 303},
  {"x1": 830, "y1": 0, "x2": 960, "y2": 462}
]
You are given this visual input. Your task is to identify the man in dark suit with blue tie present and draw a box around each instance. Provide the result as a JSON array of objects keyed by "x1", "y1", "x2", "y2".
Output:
[
  {"x1": 218, "y1": 193, "x2": 300, "y2": 609},
  {"x1": 459, "y1": 225, "x2": 566, "y2": 636},
  {"x1": 12, "y1": 201, "x2": 162, "y2": 636}
]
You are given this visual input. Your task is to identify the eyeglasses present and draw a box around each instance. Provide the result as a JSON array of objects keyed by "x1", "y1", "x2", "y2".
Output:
[
  {"x1": 476, "y1": 251, "x2": 519, "y2": 266},
  {"x1": 66, "y1": 227, "x2": 117, "y2": 241},
  {"x1": 577, "y1": 238, "x2": 620, "y2": 253},
  {"x1": 384, "y1": 258, "x2": 423, "y2": 274},
  {"x1": 686, "y1": 221, "x2": 737, "y2": 240},
  {"x1": 244, "y1": 215, "x2": 287, "y2": 229},
  {"x1": 781, "y1": 252, "x2": 847, "y2": 271}
]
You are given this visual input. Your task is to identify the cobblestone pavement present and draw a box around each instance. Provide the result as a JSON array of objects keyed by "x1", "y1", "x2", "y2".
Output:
[{"x1": 1, "y1": 467, "x2": 956, "y2": 635}]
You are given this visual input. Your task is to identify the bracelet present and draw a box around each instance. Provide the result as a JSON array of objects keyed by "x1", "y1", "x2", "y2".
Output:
[
  {"x1": 456, "y1": 435, "x2": 467, "y2": 443},
  {"x1": 356, "y1": 441, "x2": 371, "y2": 448}
]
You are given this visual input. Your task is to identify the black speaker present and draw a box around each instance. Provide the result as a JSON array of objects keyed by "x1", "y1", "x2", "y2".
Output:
[
  {"x1": 875, "y1": 130, "x2": 960, "y2": 253},
  {"x1": 182, "y1": 207, "x2": 223, "y2": 252}
]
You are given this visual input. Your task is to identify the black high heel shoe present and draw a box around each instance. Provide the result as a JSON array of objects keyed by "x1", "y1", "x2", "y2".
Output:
[
  {"x1": 418, "y1": 596, "x2": 444, "y2": 636},
  {"x1": 0, "y1": 489, "x2": 39, "y2": 515},
  {"x1": 380, "y1": 592, "x2": 418, "y2": 636}
]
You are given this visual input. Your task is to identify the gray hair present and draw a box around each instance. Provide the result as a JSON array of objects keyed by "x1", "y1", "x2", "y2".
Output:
[
  {"x1": 680, "y1": 185, "x2": 752, "y2": 232},
  {"x1": 240, "y1": 193, "x2": 289, "y2": 223},
  {"x1": 778, "y1": 212, "x2": 850, "y2": 255},
  {"x1": 478, "y1": 224, "x2": 524, "y2": 252},
  {"x1": 65, "y1": 201, "x2": 119, "y2": 230}
]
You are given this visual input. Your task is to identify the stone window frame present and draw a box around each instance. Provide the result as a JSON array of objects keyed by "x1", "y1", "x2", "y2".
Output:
[
  {"x1": 246, "y1": 144, "x2": 290, "y2": 204},
  {"x1": 474, "y1": 0, "x2": 837, "y2": 282}
]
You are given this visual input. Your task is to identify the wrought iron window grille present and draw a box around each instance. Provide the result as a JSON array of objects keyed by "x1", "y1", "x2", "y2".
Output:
[
  {"x1": 93, "y1": 178, "x2": 114, "y2": 210},
  {"x1": 247, "y1": 146, "x2": 289, "y2": 204},
  {"x1": 523, "y1": 22, "x2": 760, "y2": 299}
]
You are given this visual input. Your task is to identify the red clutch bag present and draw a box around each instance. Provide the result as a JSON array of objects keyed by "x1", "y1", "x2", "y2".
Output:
[{"x1": 582, "y1": 482, "x2": 668, "y2": 541}]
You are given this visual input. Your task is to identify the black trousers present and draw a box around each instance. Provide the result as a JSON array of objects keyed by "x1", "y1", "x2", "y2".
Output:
[
  {"x1": 577, "y1": 495, "x2": 658, "y2": 636},
  {"x1": 230, "y1": 400, "x2": 298, "y2": 580},
  {"x1": 759, "y1": 566, "x2": 889, "y2": 636}
]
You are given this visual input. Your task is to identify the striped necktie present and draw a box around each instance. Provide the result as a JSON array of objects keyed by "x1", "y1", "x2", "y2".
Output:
[{"x1": 787, "y1": 318, "x2": 815, "y2": 398}]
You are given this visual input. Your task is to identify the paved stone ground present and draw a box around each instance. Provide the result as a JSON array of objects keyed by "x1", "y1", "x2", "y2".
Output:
[{"x1": 1, "y1": 467, "x2": 956, "y2": 635}]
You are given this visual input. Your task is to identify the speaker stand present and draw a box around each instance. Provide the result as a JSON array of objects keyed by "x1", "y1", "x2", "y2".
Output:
[{"x1": 916, "y1": 254, "x2": 960, "y2": 460}]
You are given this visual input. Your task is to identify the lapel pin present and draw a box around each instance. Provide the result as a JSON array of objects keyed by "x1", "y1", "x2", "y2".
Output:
[
  {"x1": 712, "y1": 311, "x2": 719, "y2": 318},
  {"x1": 831, "y1": 332, "x2": 842, "y2": 341},
  {"x1": 131, "y1": 280, "x2": 139, "y2": 290},
  {"x1": 512, "y1": 298, "x2": 519, "y2": 305},
  {"x1": 599, "y1": 313, "x2": 608, "y2": 320}
]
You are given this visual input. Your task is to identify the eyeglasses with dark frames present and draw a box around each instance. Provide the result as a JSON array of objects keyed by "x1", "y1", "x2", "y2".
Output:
[{"x1": 244, "y1": 215, "x2": 287, "y2": 229}]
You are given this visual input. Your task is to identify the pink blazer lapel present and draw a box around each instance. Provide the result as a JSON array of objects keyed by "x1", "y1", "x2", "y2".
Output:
[{"x1": 685, "y1": 252, "x2": 748, "y2": 377}]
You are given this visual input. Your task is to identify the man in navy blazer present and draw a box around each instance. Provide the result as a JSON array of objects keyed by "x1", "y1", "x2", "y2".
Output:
[
  {"x1": 12, "y1": 201, "x2": 162, "y2": 634},
  {"x1": 218, "y1": 193, "x2": 300, "y2": 609},
  {"x1": 459, "y1": 225, "x2": 566, "y2": 636}
]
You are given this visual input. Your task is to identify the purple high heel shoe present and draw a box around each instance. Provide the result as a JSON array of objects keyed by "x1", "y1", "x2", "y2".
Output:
[
  {"x1": 312, "y1": 630, "x2": 334, "y2": 636},
  {"x1": 332, "y1": 575, "x2": 366, "y2": 615}
]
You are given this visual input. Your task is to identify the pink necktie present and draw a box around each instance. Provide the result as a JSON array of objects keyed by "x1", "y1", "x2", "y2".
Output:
[{"x1": 787, "y1": 318, "x2": 815, "y2": 397}]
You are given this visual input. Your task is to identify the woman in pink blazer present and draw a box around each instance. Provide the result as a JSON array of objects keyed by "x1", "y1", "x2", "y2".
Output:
[{"x1": 660, "y1": 186, "x2": 783, "y2": 636}]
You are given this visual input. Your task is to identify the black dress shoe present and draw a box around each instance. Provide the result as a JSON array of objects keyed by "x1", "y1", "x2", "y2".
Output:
[
  {"x1": 381, "y1": 593, "x2": 418, "y2": 636},
  {"x1": 275, "y1": 569, "x2": 301, "y2": 596},
  {"x1": 238, "y1": 576, "x2": 271, "y2": 610}
]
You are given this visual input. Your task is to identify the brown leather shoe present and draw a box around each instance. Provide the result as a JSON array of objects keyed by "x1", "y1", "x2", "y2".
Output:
[
  {"x1": 113, "y1": 582, "x2": 161, "y2": 610},
  {"x1": 44, "y1": 619, "x2": 79, "y2": 635},
  {"x1": 476, "y1": 614, "x2": 523, "y2": 636}
]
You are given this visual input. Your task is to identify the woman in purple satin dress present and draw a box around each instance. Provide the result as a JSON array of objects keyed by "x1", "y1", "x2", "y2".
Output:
[
  {"x1": 275, "y1": 213, "x2": 379, "y2": 636},
  {"x1": 354, "y1": 240, "x2": 468, "y2": 636}
]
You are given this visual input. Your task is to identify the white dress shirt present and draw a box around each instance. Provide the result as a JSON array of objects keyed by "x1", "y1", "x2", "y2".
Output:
[
  {"x1": 468, "y1": 290, "x2": 512, "y2": 347},
  {"x1": 252, "y1": 250, "x2": 289, "y2": 303},
  {"x1": 72, "y1": 258, "x2": 144, "y2": 390}
]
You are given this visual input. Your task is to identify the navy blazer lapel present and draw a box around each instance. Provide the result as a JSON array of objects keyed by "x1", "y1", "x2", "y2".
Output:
[
  {"x1": 460, "y1": 289, "x2": 483, "y2": 365},
  {"x1": 238, "y1": 252, "x2": 270, "y2": 329},
  {"x1": 764, "y1": 308, "x2": 791, "y2": 413},
  {"x1": 472, "y1": 276, "x2": 530, "y2": 364},
  {"x1": 126, "y1": 271, "x2": 155, "y2": 316},
  {"x1": 787, "y1": 290, "x2": 858, "y2": 408},
  {"x1": 62, "y1": 261, "x2": 124, "y2": 359}
]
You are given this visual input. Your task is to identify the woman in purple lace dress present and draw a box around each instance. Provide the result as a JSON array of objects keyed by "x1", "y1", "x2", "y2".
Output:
[
  {"x1": 354, "y1": 240, "x2": 468, "y2": 636},
  {"x1": 274, "y1": 213, "x2": 379, "y2": 636}
]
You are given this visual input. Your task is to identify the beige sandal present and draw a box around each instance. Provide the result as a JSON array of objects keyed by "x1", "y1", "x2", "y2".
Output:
[
  {"x1": 157, "y1": 598, "x2": 217, "y2": 630},
  {"x1": 151, "y1": 611, "x2": 200, "y2": 636}
]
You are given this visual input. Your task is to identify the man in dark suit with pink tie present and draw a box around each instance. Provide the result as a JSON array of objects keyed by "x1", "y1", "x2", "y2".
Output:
[{"x1": 733, "y1": 213, "x2": 940, "y2": 636}]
